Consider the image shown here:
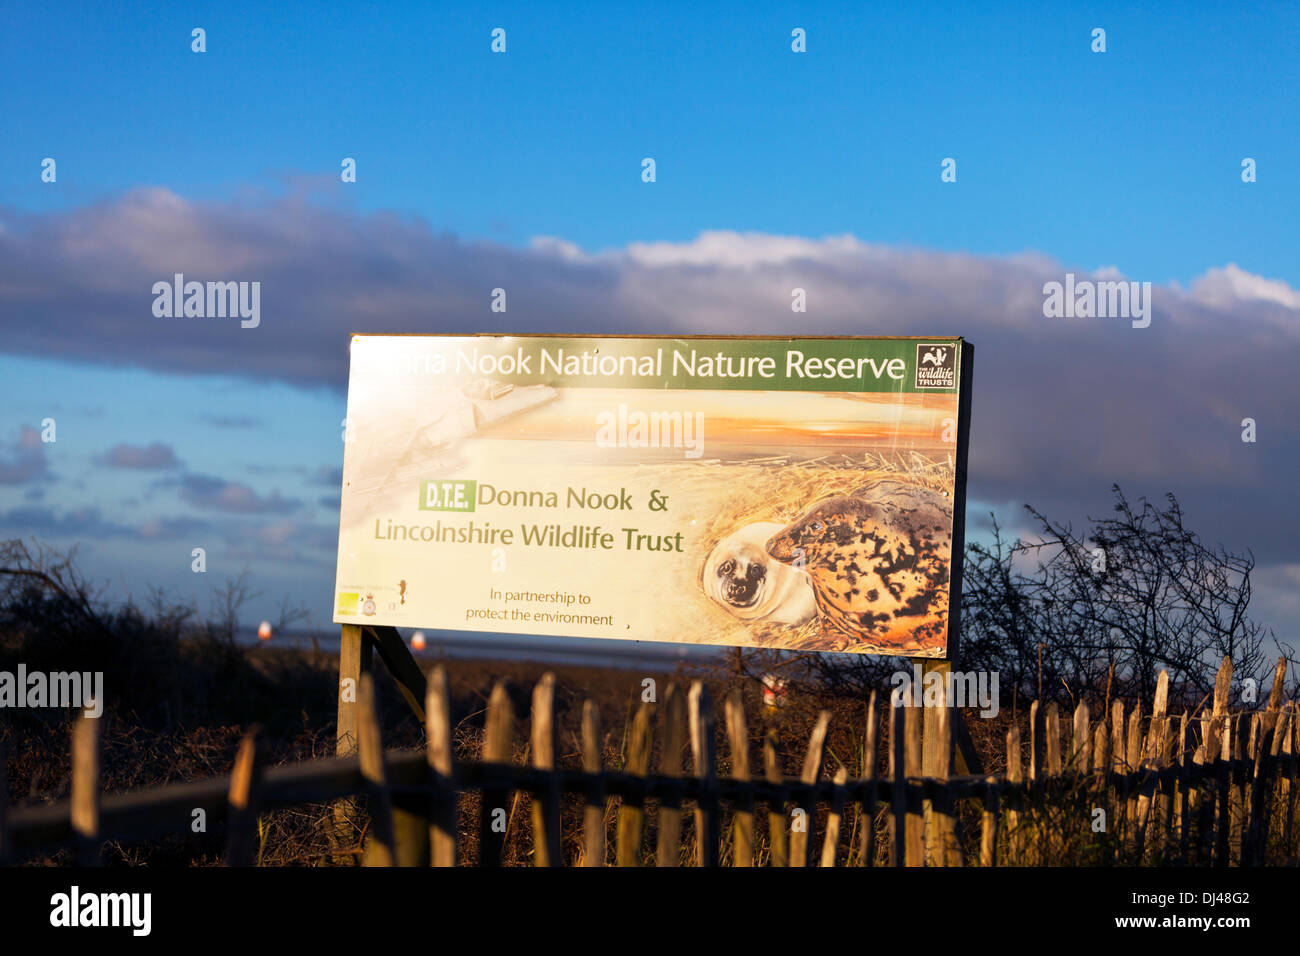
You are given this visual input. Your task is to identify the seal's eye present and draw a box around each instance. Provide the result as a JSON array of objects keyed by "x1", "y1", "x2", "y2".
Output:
[
  {"x1": 809, "y1": 520, "x2": 825, "y2": 532},
  {"x1": 718, "y1": 559, "x2": 734, "y2": 576}
]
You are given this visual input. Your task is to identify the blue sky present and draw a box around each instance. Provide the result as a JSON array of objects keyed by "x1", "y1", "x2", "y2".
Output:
[
  {"x1": 1, "y1": 2, "x2": 1298, "y2": 643},
  {"x1": 4, "y1": 2, "x2": 1297, "y2": 282}
]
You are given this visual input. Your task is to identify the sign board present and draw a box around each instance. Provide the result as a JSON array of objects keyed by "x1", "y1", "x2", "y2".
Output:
[{"x1": 334, "y1": 335, "x2": 972, "y2": 658}]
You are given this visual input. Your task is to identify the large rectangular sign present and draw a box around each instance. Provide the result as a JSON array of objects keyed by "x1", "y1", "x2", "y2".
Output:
[{"x1": 333, "y1": 335, "x2": 971, "y2": 658}]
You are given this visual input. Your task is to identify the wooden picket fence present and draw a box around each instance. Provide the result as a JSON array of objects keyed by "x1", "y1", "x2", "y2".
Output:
[{"x1": 2, "y1": 656, "x2": 1297, "y2": 866}]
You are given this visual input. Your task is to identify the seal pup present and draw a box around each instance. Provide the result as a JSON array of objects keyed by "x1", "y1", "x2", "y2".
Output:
[{"x1": 702, "y1": 521, "x2": 818, "y2": 625}]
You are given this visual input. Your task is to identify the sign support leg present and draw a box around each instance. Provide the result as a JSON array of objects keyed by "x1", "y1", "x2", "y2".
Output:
[
  {"x1": 333, "y1": 624, "x2": 371, "y2": 864},
  {"x1": 337, "y1": 623, "x2": 370, "y2": 758},
  {"x1": 336, "y1": 624, "x2": 430, "y2": 865},
  {"x1": 916, "y1": 658, "x2": 983, "y2": 776}
]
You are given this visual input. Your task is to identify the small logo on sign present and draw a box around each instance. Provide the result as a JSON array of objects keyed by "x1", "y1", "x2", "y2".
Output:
[
  {"x1": 420, "y1": 479, "x2": 477, "y2": 512},
  {"x1": 361, "y1": 593, "x2": 377, "y2": 616},
  {"x1": 915, "y1": 344, "x2": 956, "y2": 389}
]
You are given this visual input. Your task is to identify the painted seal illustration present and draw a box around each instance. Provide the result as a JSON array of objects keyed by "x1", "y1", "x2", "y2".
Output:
[
  {"x1": 765, "y1": 481, "x2": 952, "y2": 650},
  {"x1": 702, "y1": 521, "x2": 818, "y2": 626}
]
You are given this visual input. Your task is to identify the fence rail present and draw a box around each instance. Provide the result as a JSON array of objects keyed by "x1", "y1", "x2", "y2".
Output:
[{"x1": 2, "y1": 657, "x2": 1297, "y2": 866}]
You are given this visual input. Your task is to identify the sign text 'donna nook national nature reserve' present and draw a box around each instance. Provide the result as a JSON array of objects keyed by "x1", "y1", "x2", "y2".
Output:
[{"x1": 333, "y1": 335, "x2": 970, "y2": 657}]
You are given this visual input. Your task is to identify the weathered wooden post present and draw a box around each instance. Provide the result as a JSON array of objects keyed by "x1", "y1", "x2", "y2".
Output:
[
  {"x1": 852, "y1": 691, "x2": 880, "y2": 867},
  {"x1": 71, "y1": 715, "x2": 101, "y2": 867},
  {"x1": 332, "y1": 623, "x2": 371, "y2": 864},
  {"x1": 688, "y1": 682, "x2": 721, "y2": 867},
  {"x1": 764, "y1": 729, "x2": 789, "y2": 867},
  {"x1": 890, "y1": 702, "x2": 906, "y2": 866},
  {"x1": 358, "y1": 673, "x2": 396, "y2": 867},
  {"x1": 724, "y1": 688, "x2": 754, "y2": 867},
  {"x1": 337, "y1": 623, "x2": 369, "y2": 758},
  {"x1": 931, "y1": 700, "x2": 962, "y2": 866},
  {"x1": 580, "y1": 700, "x2": 605, "y2": 867},
  {"x1": 479, "y1": 681, "x2": 514, "y2": 867},
  {"x1": 820, "y1": 767, "x2": 850, "y2": 866},
  {"x1": 980, "y1": 773, "x2": 1000, "y2": 867},
  {"x1": 426, "y1": 665, "x2": 457, "y2": 866},
  {"x1": 657, "y1": 685, "x2": 685, "y2": 867},
  {"x1": 790, "y1": 710, "x2": 829, "y2": 868},
  {"x1": 616, "y1": 701, "x2": 652, "y2": 866},
  {"x1": 529, "y1": 673, "x2": 562, "y2": 867},
  {"x1": 1005, "y1": 725, "x2": 1022, "y2": 863},
  {"x1": 226, "y1": 726, "x2": 266, "y2": 866}
]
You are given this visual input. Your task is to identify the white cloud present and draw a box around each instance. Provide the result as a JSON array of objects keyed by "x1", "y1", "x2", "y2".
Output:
[
  {"x1": 1190, "y1": 263, "x2": 1300, "y2": 312},
  {"x1": 2, "y1": 189, "x2": 1298, "y2": 573}
]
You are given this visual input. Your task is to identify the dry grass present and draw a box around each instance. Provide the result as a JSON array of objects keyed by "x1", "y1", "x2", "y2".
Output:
[{"x1": 10, "y1": 634, "x2": 1293, "y2": 866}]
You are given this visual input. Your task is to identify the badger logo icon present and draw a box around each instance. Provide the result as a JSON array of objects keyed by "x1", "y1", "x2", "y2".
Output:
[{"x1": 914, "y1": 343, "x2": 957, "y2": 389}]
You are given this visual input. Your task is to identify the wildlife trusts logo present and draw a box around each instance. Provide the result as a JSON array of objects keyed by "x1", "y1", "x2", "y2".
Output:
[
  {"x1": 914, "y1": 344, "x2": 956, "y2": 389},
  {"x1": 151, "y1": 273, "x2": 260, "y2": 328}
]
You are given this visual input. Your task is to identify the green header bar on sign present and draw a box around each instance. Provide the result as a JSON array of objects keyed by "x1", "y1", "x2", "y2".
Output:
[{"x1": 352, "y1": 335, "x2": 964, "y2": 393}]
